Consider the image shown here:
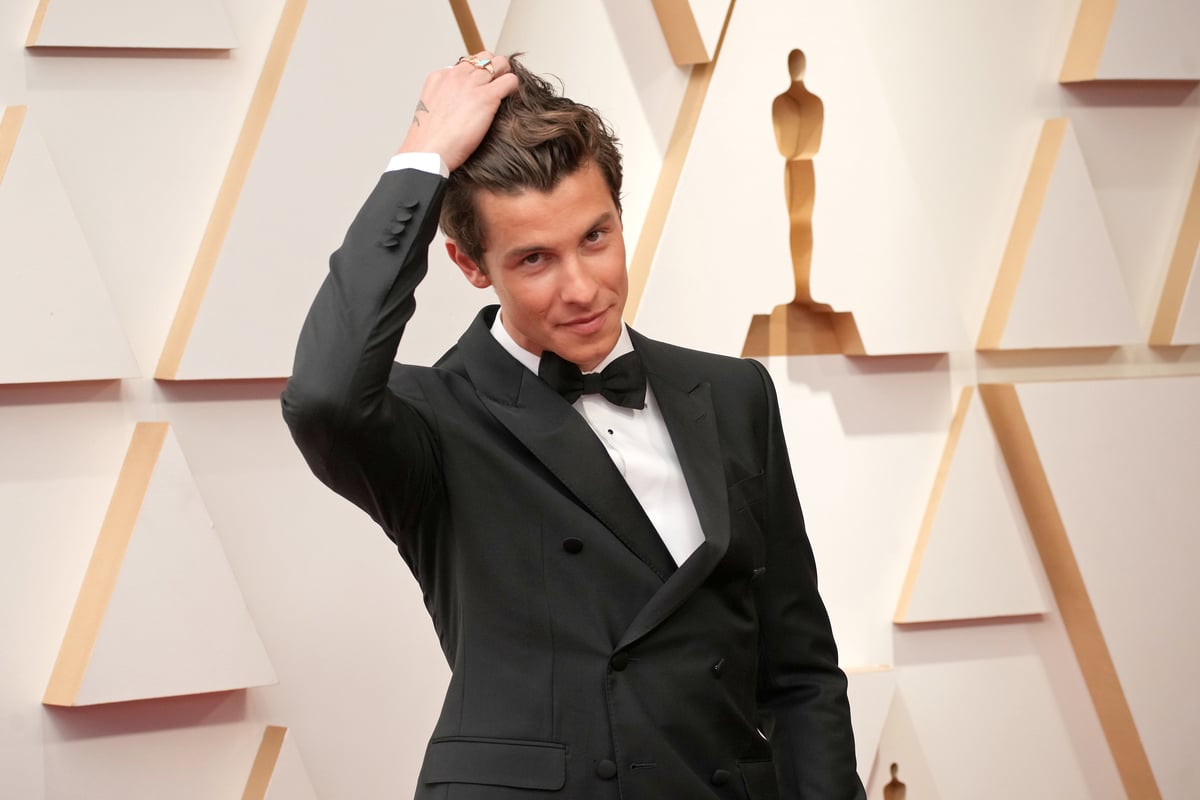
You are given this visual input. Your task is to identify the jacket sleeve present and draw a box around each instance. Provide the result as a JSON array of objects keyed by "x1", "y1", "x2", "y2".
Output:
[
  {"x1": 748, "y1": 358, "x2": 866, "y2": 800},
  {"x1": 280, "y1": 168, "x2": 447, "y2": 542}
]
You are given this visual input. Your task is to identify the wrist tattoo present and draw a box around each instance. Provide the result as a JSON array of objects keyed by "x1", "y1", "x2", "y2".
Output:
[{"x1": 412, "y1": 99, "x2": 429, "y2": 126}]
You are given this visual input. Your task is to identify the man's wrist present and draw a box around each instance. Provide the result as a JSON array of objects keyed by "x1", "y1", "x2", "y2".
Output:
[{"x1": 386, "y1": 151, "x2": 449, "y2": 178}]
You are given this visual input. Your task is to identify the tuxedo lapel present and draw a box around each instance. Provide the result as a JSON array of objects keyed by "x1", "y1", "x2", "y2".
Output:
[
  {"x1": 458, "y1": 309, "x2": 677, "y2": 583},
  {"x1": 616, "y1": 331, "x2": 732, "y2": 650}
]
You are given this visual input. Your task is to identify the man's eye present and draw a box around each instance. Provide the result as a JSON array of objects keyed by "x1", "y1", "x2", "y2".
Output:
[
  {"x1": 522, "y1": 252, "x2": 543, "y2": 265},
  {"x1": 585, "y1": 229, "x2": 605, "y2": 243}
]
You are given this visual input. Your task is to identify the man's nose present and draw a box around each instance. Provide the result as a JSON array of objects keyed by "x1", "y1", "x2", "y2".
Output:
[{"x1": 559, "y1": 257, "x2": 599, "y2": 304}]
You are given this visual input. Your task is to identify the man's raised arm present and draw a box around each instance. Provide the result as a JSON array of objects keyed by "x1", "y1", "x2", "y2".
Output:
[{"x1": 280, "y1": 54, "x2": 517, "y2": 533}]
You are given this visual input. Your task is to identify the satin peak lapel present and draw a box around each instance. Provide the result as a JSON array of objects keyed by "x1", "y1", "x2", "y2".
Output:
[{"x1": 617, "y1": 334, "x2": 732, "y2": 650}]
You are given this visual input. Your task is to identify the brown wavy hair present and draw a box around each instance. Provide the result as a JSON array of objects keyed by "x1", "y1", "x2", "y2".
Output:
[{"x1": 440, "y1": 56, "x2": 623, "y2": 267}]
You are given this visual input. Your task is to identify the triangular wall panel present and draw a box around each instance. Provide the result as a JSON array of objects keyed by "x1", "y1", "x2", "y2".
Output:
[
  {"x1": 0, "y1": 106, "x2": 138, "y2": 384},
  {"x1": 895, "y1": 387, "x2": 1045, "y2": 624},
  {"x1": 1173, "y1": 257, "x2": 1200, "y2": 344},
  {"x1": 458, "y1": 0, "x2": 513, "y2": 52},
  {"x1": 1061, "y1": 0, "x2": 1200, "y2": 82},
  {"x1": 157, "y1": 0, "x2": 476, "y2": 378},
  {"x1": 870, "y1": 686, "x2": 940, "y2": 799},
  {"x1": 26, "y1": 0, "x2": 236, "y2": 49},
  {"x1": 845, "y1": 666, "x2": 895, "y2": 786},
  {"x1": 1151, "y1": 160, "x2": 1200, "y2": 345},
  {"x1": 978, "y1": 119, "x2": 1142, "y2": 350},
  {"x1": 994, "y1": 378, "x2": 1200, "y2": 800},
  {"x1": 649, "y1": 0, "x2": 732, "y2": 65},
  {"x1": 886, "y1": 658, "x2": 1092, "y2": 798},
  {"x1": 242, "y1": 726, "x2": 318, "y2": 800},
  {"x1": 44, "y1": 423, "x2": 276, "y2": 707}
]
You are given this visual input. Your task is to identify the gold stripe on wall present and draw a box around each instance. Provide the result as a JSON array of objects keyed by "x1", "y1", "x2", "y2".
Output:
[
  {"x1": 625, "y1": 0, "x2": 736, "y2": 324},
  {"x1": 24, "y1": 0, "x2": 52, "y2": 46},
  {"x1": 1149, "y1": 162, "x2": 1200, "y2": 345},
  {"x1": 155, "y1": 0, "x2": 308, "y2": 380},
  {"x1": 977, "y1": 119, "x2": 1068, "y2": 350},
  {"x1": 894, "y1": 386, "x2": 973, "y2": 622},
  {"x1": 43, "y1": 422, "x2": 169, "y2": 707},
  {"x1": 979, "y1": 383, "x2": 1161, "y2": 800},
  {"x1": 0, "y1": 106, "x2": 28, "y2": 184},
  {"x1": 447, "y1": 0, "x2": 485, "y2": 55},
  {"x1": 1059, "y1": 0, "x2": 1118, "y2": 83},
  {"x1": 650, "y1": 0, "x2": 719, "y2": 66},
  {"x1": 242, "y1": 726, "x2": 288, "y2": 800}
]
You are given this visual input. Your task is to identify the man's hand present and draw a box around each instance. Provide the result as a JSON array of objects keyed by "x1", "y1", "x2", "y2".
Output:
[{"x1": 397, "y1": 52, "x2": 519, "y2": 172}]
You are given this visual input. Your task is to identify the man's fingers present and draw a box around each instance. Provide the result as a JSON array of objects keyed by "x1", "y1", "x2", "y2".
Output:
[
  {"x1": 487, "y1": 54, "x2": 510, "y2": 78},
  {"x1": 487, "y1": 72, "x2": 520, "y2": 100},
  {"x1": 455, "y1": 51, "x2": 508, "y2": 84}
]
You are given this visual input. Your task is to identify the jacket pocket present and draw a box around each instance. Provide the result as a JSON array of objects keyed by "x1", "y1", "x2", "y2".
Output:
[
  {"x1": 738, "y1": 758, "x2": 780, "y2": 800},
  {"x1": 728, "y1": 471, "x2": 766, "y2": 512},
  {"x1": 420, "y1": 736, "x2": 566, "y2": 791}
]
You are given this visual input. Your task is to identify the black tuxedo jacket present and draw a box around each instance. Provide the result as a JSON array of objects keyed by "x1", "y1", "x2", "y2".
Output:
[{"x1": 282, "y1": 169, "x2": 865, "y2": 800}]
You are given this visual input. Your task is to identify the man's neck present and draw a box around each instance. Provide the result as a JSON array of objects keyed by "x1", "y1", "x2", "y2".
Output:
[{"x1": 489, "y1": 310, "x2": 633, "y2": 374}]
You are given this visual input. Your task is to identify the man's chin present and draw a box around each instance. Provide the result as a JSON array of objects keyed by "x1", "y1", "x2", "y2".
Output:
[{"x1": 557, "y1": 334, "x2": 619, "y2": 371}]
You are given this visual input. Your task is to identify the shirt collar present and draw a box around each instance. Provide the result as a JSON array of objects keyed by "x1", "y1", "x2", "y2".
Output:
[{"x1": 489, "y1": 310, "x2": 634, "y2": 374}]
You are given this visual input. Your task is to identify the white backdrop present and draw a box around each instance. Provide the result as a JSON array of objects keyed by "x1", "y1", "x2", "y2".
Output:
[{"x1": 2, "y1": 0, "x2": 1199, "y2": 798}]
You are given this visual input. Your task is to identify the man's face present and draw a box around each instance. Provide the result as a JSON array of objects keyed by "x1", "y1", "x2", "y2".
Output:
[{"x1": 448, "y1": 161, "x2": 628, "y2": 371}]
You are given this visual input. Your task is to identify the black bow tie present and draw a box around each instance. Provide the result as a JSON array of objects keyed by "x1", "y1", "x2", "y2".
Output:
[{"x1": 538, "y1": 351, "x2": 647, "y2": 409}]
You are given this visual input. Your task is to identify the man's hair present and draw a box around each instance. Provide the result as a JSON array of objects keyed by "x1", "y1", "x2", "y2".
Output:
[{"x1": 440, "y1": 56, "x2": 623, "y2": 267}]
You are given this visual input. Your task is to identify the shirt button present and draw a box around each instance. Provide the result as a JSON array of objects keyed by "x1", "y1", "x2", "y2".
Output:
[
  {"x1": 711, "y1": 768, "x2": 731, "y2": 786},
  {"x1": 712, "y1": 658, "x2": 725, "y2": 678},
  {"x1": 596, "y1": 759, "x2": 618, "y2": 779},
  {"x1": 562, "y1": 537, "x2": 584, "y2": 554},
  {"x1": 611, "y1": 652, "x2": 630, "y2": 671}
]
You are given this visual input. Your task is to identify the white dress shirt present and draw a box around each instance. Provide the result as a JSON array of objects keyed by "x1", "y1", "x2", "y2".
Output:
[{"x1": 386, "y1": 152, "x2": 706, "y2": 566}]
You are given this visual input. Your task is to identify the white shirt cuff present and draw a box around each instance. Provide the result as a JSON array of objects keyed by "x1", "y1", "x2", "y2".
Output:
[{"x1": 386, "y1": 152, "x2": 449, "y2": 178}]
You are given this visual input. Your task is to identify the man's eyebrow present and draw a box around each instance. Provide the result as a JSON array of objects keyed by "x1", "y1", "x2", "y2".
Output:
[{"x1": 501, "y1": 212, "x2": 616, "y2": 261}]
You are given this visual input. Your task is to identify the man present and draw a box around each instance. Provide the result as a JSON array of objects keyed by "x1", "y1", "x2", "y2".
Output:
[{"x1": 282, "y1": 52, "x2": 864, "y2": 800}]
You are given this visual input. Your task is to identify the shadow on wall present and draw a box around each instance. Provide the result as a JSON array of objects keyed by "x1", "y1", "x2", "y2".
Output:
[
  {"x1": 42, "y1": 689, "x2": 248, "y2": 741},
  {"x1": 781, "y1": 353, "x2": 952, "y2": 437}
]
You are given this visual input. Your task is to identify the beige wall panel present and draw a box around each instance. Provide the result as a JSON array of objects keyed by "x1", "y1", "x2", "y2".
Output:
[
  {"x1": 27, "y1": 0, "x2": 236, "y2": 49},
  {"x1": 760, "y1": 355, "x2": 953, "y2": 666},
  {"x1": 242, "y1": 725, "x2": 318, "y2": 800},
  {"x1": 649, "y1": 0, "x2": 730, "y2": 64},
  {"x1": 43, "y1": 705, "x2": 267, "y2": 800},
  {"x1": 463, "y1": 0, "x2": 513, "y2": 51},
  {"x1": 170, "y1": 1, "x2": 466, "y2": 378},
  {"x1": 0, "y1": 107, "x2": 138, "y2": 383},
  {"x1": 22, "y1": 0, "x2": 289, "y2": 377},
  {"x1": 162, "y1": 393, "x2": 448, "y2": 797},
  {"x1": 868, "y1": 689, "x2": 940, "y2": 799},
  {"x1": 637, "y1": 0, "x2": 963, "y2": 356},
  {"x1": 46, "y1": 424, "x2": 276, "y2": 706},
  {"x1": 853, "y1": 2, "x2": 1079, "y2": 340},
  {"x1": 1062, "y1": 0, "x2": 1200, "y2": 81},
  {"x1": 0, "y1": 386, "x2": 147, "y2": 800},
  {"x1": 845, "y1": 666, "x2": 895, "y2": 785},
  {"x1": 1017, "y1": 378, "x2": 1200, "y2": 798},
  {"x1": 1173, "y1": 253, "x2": 1200, "y2": 343},
  {"x1": 981, "y1": 120, "x2": 1142, "y2": 350},
  {"x1": 1064, "y1": 111, "x2": 1200, "y2": 340},
  {"x1": 896, "y1": 388, "x2": 1046, "y2": 624},
  {"x1": 1151, "y1": 156, "x2": 1200, "y2": 345},
  {"x1": 886, "y1": 658, "x2": 1092, "y2": 798}
]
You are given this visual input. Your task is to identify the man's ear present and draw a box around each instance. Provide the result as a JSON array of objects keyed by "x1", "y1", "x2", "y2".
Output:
[{"x1": 446, "y1": 240, "x2": 492, "y2": 289}]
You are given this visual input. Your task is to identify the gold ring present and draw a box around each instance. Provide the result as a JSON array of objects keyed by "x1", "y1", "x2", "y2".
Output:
[{"x1": 457, "y1": 55, "x2": 495, "y2": 77}]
